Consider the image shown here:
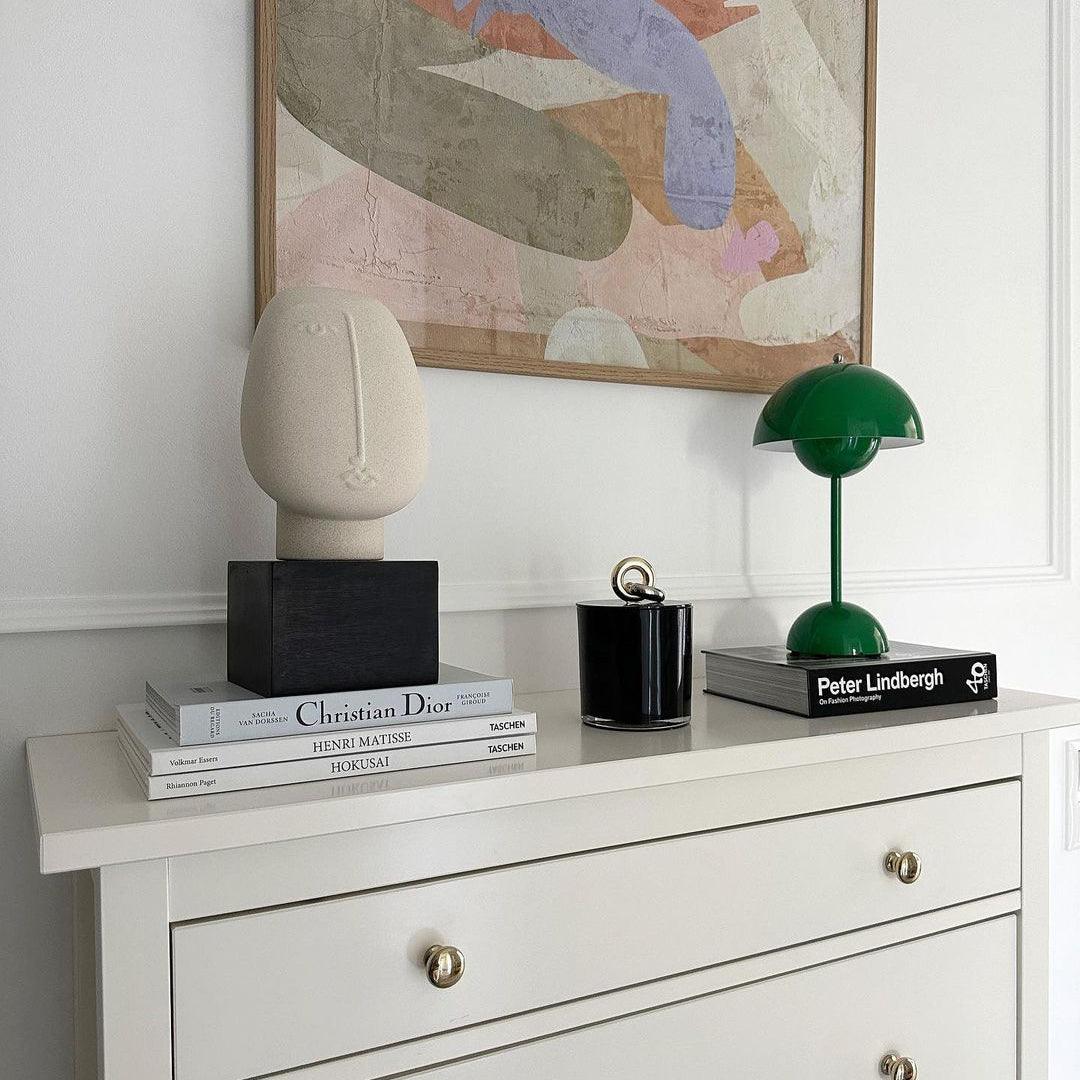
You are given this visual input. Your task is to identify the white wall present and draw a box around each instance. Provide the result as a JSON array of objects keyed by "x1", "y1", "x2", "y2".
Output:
[{"x1": 0, "y1": 2, "x2": 1075, "y2": 1076}]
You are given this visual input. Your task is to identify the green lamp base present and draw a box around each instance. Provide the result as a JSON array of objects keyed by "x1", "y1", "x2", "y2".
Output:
[{"x1": 787, "y1": 601, "x2": 889, "y2": 659}]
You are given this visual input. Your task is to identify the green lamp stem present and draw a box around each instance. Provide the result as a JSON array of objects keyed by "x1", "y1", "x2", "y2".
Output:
[
  {"x1": 785, "y1": 469, "x2": 887, "y2": 657},
  {"x1": 830, "y1": 476, "x2": 842, "y2": 605}
]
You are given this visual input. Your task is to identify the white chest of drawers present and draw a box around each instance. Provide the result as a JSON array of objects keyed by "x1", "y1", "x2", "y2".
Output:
[{"x1": 26, "y1": 683, "x2": 1080, "y2": 1079}]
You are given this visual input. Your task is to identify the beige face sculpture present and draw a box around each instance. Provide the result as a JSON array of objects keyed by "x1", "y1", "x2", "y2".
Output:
[{"x1": 241, "y1": 287, "x2": 428, "y2": 560}]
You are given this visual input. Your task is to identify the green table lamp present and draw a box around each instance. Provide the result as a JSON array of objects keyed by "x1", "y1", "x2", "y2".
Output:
[{"x1": 753, "y1": 355, "x2": 924, "y2": 658}]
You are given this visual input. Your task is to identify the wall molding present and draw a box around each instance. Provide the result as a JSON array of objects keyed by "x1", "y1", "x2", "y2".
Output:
[
  {"x1": 0, "y1": 593, "x2": 228, "y2": 635},
  {"x1": 440, "y1": 561, "x2": 1070, "y2": 614},
  {"x1": 1047, "y1": 0, "x2": 1073, "y2": 584},
  {"x1": 0, "y1": 559, "x2": 1068, "y2": 634},
  {"x1": 0, "y1": 1, "x2": 1071, "y2": 637}
]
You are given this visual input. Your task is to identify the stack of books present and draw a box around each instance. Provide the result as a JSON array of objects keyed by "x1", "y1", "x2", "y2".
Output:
[
  {"x1": 704, "y1": 642, "x2": 997, "y2": 717},
  {"x1": 116, "y1": 664, "x2": 536, "y2": 799}
]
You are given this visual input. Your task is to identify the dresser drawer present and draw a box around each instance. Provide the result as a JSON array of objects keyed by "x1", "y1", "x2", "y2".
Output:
[
  {"x1": 172, "y1": 782, "x2": 1020, "y2": 1080},
  {"x1": 408, "y1": 916, "x2": 1018, "y2": 1080}
]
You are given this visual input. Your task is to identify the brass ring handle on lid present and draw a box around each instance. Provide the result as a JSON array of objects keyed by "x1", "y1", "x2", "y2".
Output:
[
  {"x1": 424, "y1": 944, "x2": 465, "y2": 989},
  {"x1": 883, "y1": 850, "x2": 922, "y2": 884},
  {"x1": 880, "y1": 1053, "x2": 918, "y2": 1079},
  {"x1": 610, "y1": 556, "x2": 666, "y2": 604}
]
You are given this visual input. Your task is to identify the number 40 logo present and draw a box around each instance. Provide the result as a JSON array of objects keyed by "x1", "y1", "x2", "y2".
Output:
[{"x1": 966, "y1": 662, "x2": 990, "y2": 695}]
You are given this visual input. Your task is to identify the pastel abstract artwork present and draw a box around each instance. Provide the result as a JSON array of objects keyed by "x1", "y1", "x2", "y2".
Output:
[{"x1": 258, "y1": 0, "x2": 875, "y2": 392}]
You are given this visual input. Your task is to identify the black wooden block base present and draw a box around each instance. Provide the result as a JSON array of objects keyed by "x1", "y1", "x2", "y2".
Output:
[{"x1": 227, "y1": 560, "x2": 439, "y2": 696}]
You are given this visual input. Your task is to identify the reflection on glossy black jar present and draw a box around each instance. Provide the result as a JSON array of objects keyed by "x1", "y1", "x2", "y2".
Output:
[{"x1": 577, "y1": 600, "x2": 692, "y2": 730}]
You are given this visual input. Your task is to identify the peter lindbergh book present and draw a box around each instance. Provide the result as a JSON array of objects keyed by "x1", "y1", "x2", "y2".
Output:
[
  {"x1": 116, "y1": 703, "x2": 537, "y2": 775},
  {"x1": 146, "y1": 664, "x2": 513, "y2": 745},
  {"x1": 704, "y1": 642, "x2": 996, "y2": 717},
  {"x1": 116, "y1": 727, "x2": 537, "y2": 800}
]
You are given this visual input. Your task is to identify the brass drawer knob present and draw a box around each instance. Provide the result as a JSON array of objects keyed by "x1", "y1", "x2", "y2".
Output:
[
  {"x1": 880, "y1": 1053, "x2": 918, "y2": 1079},
  {"x1": 424, "y1": 944, "x2": 465, "y2": 989},
  {"x1": 883, "y1": 850, "x2": 922, "y2": 884}
]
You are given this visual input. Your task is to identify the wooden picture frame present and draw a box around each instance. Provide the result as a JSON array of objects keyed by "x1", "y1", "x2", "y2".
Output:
[{"x1": 256, "y1": 0, "x2": 877, "y2": 393}]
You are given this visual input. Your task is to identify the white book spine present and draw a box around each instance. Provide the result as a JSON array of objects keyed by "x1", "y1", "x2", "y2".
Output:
[
  {"x1": 117, "y1": 734, "x2": 152, "y2": 798},
  {"x1": 121, "y1": 733, "x2": 536, "y2": 800},
  {"x1": 151, "y1": 679, "x2": 514, "y2": 745},
  {"x1": 121, "y1": 705, "x2": 537, "y2": 775}
]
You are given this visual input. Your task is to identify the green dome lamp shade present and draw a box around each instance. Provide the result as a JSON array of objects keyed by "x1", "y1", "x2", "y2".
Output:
[{"x1": 753, "y1": 355, "x2": 924, "y2": 658}]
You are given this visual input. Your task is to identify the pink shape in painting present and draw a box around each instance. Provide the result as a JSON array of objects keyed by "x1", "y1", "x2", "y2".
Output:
[
  {"x1": 277, "y1": 169, "x2": 531, "y2": 332},
  {"x1": 279, "y1": 170, "x2": 762, "y2": 340},
  {"x1": 574, "y1": 200, "x2": 759, "y2": 339},
  {"x1": 720, "y1": 222, "x2": 781, "y2": 274}
]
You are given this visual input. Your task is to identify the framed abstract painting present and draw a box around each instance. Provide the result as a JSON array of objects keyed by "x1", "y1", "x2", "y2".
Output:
[{"x1": 256, "y1": 0, "x2": 877, "y2": 392}]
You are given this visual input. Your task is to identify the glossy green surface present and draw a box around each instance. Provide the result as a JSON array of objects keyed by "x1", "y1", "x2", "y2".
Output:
[
  {"x1": 830, "y1": 477, "x2": 842, "y2": 605},
  {"x1": 753, "y1": 362, "x2": 924, "y2": 452},
  {"x1": 794, "y1": 435, "x2": 881, "y2": 479},
  {"x1": 787, "y1": 601, "x2": 889, "y2": 658},
  {"x1": 753, "y1": 359, "x2": 923, "y2": 658}
]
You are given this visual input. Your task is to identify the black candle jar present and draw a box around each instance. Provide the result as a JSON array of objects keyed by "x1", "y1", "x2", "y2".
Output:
[{"x1": 577, "y1": 558, "x2": 692, "y2": 730}]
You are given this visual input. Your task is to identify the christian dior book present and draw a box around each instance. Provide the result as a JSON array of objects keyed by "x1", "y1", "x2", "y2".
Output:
[{"x1": 146, "y1": 664, "x2": 513, "y2": 745}]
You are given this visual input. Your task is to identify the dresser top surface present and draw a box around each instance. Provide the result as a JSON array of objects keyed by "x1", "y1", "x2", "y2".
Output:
[{"x1": 26, "y1": 682, "x2": 1079, "y2": 873}]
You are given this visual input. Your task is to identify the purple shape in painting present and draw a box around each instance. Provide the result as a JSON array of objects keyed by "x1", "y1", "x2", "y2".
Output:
[{"x1": 457, "y1": 0, "x2": 735, "y2": 229}]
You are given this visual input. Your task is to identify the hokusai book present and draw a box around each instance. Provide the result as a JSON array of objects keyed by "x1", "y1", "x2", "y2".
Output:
[
  {"x1": 703, "y1": 643, "x2": 996, "y2": 718},
  {"x1": 116, "y1": 703, "x2": 537, "y2": 775},
  {"x1": 117, "y1": 726, "x2": 537, "y2": 800},
  {"x1": 145, "y1": 664, "x2": 513, "y2": 745}
]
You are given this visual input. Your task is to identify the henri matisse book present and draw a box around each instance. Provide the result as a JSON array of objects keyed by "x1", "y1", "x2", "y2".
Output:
[
  {"x1": 116, "y1": 727, "x2": 536, "y2": 800},
  {"x1": 145, "y1": 664, "x2": 513, "y2": 745},
  {"x1": 704, "y1": 642, "x2": 996, "y2": 717},
  {"x1": 116, "y1": 703, "x2": 537, "y2": 775}
]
